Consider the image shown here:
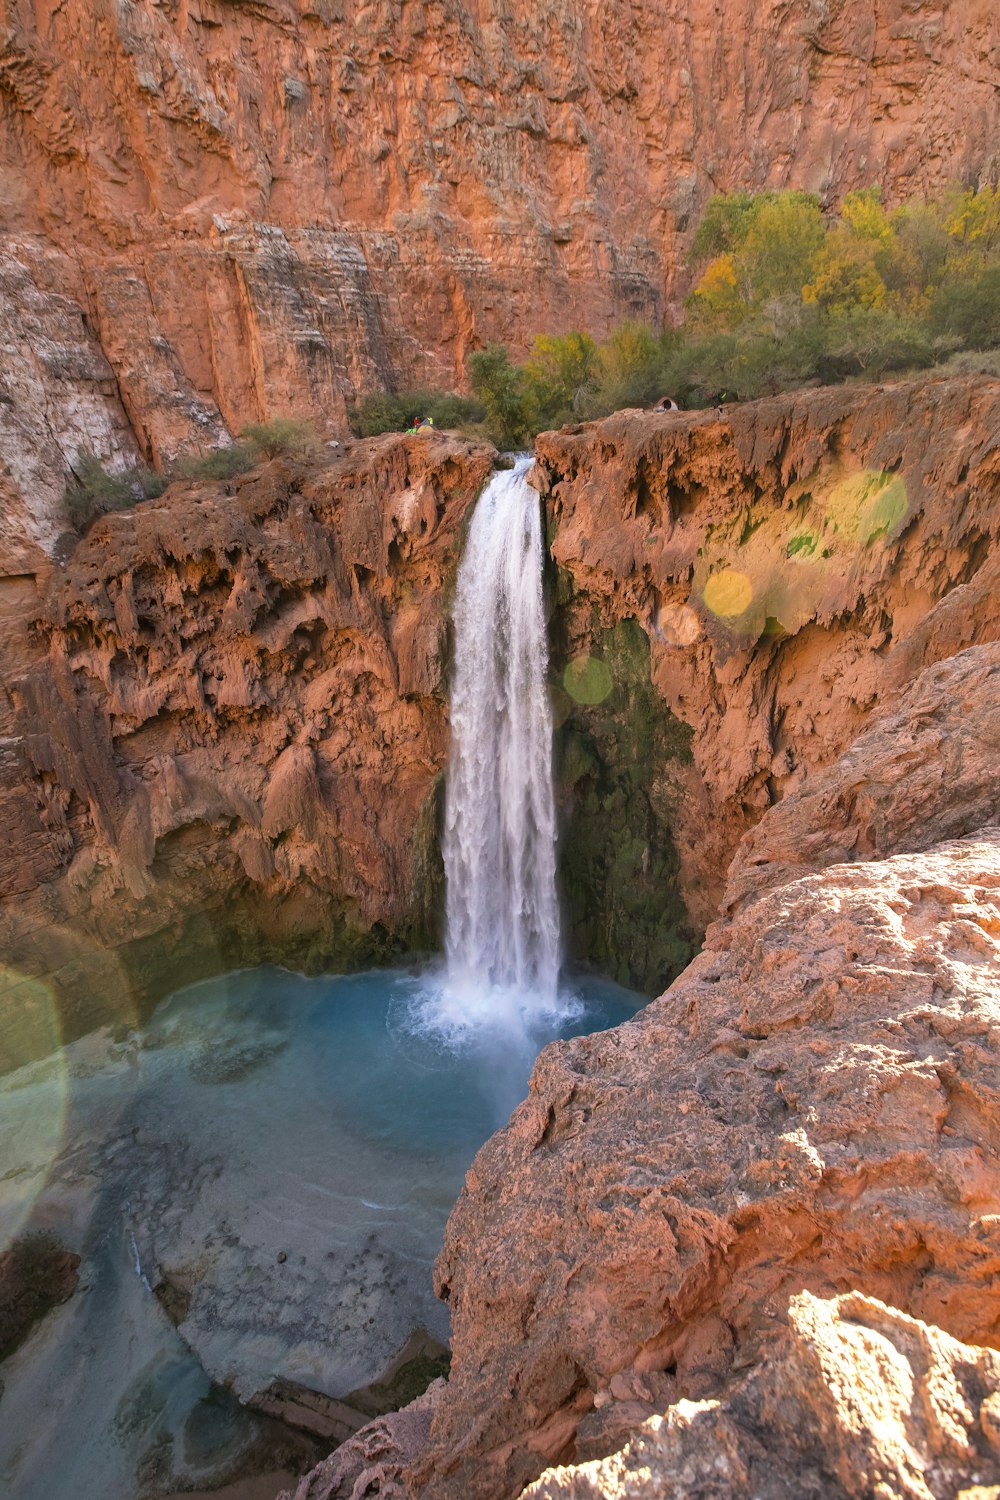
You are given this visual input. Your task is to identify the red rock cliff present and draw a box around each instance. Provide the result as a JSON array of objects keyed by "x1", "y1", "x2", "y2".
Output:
[{"x1": 2, "y1": 0, "x2": 999, "y2": 564}]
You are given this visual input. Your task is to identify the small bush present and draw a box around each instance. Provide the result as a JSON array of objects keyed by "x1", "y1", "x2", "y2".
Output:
[
  {"x1": 241, "y1": 417, "x2": 320, "y2": 458},
  {"x1": 174, "y1": 442, "x2": 258, "y2": 482},
  {"x1": 350, "y1": 389, "x2": 486, "y2": 437},
  {"x1": 64, "y1": 451, "x2": 167, "y2": 532}
]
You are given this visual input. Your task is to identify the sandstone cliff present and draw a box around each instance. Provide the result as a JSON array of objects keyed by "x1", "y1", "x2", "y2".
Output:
[{"x1": 2, "y1": 0, "x2": 999, "y2": 563}]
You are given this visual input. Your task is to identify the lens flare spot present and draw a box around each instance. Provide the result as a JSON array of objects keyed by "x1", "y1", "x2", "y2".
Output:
[
  {"x1": 703, "y1": 568, "x2": 753, "y2": 618},
  {"x1": 861, "y1": 473, "x2": 908, "y2": 544},
  {"x1": 563, "y1": 656, "x2": 613, "y2": 705},
  {"x1": 824, "y1": 469, "x2": 909, "y2": 546},
  {"x1": 0, "y1": 970, "x2": 70, "y2": 1252}
]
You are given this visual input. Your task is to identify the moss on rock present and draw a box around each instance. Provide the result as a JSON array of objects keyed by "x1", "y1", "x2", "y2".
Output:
[{"x1": 552, "y1": 616, "x2": 696, "y2": 994}]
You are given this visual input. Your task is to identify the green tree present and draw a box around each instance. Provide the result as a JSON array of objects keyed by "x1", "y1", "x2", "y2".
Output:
[
  {"x1": 521, "y1": 331, "x2": 599, "y2": 429},
  {"x1": 738, "y1": 192, "x2": 825, "y2": 307},
  {"x1": 468, "y1": 344, "x2": 532, "y2": 449}
]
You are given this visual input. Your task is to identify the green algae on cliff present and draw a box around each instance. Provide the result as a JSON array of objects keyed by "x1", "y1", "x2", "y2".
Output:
[{"x1": 552, "y1": 617, "x2": 696, "y2": 995}]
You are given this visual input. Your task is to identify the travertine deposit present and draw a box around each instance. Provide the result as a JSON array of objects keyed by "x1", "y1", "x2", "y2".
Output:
[
  {"x1": 0, "y1": 430, "x2": 494, "y2": 1069},
  {"x1": 535, "y1": 376, "x2": 1000, "y2": 931},
  {"x1": 2, "y1": 0, "x2": 999, "y2": 561}
]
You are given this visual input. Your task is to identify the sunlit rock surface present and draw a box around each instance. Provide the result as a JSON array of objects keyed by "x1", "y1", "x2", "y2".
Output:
[
  {"x1": 522, "y1": 1292, "x2": 1000, "y2": 1500},
  {"x1": 1, "y1": 0, "x2": 999, "y2": 558}
]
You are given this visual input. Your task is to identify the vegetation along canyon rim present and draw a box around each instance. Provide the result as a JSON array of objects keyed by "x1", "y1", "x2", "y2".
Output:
[{"x1": 2, "y1": 2, "x2": 1000, "y2": 1499}]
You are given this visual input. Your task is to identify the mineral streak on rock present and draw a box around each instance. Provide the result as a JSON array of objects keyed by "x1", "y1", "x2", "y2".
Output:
[
  {"x1": 0, "y1": 431, "x2": 494, "y2": 1070},
  {"x1": 1, "y1": 0, "x2": 999, "y2": 557}
]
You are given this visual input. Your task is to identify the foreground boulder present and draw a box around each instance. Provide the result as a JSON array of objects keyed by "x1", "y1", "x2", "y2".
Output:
[
  {"x1": 411, "y1": 824, "x2": 1000, "y2": 1497},
  {"x1": 524, "y1": 1291, "x2": 1000, "y2": 1500}
]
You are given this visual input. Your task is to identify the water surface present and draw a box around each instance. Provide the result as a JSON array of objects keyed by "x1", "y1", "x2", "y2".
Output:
[{"x1": 0, "y1": 964, "x2": 642, "y2": 1499}]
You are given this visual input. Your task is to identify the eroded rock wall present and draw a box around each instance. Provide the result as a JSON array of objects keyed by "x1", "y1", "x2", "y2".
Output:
[
  {"x1": 2, "y1": 0, "x2": 999, "y2": 562},
  {"x1": 535, "y1": 377, "x2": 1000, "y2": 939},
  {"x1": 0, "y1": 431, "x2": 494, "y2": 1069}
]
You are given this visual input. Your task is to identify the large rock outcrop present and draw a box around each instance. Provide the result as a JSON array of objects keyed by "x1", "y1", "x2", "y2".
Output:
[
  {"x1": 535, "y1": 377, "x2": 1000, "y2": 939},
  {"x1": 524, "y1": 1292, "x2": 1000, "y2": 1500},
  {"x1": 0, "y1": 430, "x2": 494, "y2": 1070},
  {"x1": 402, "y1": 642, "x2": 1000, "y2": 1499},
  {"x1": 2, "y1": 0, "x2": 999, "y2": 561}
]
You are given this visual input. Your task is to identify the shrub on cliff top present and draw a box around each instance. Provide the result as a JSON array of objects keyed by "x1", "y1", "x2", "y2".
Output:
[
  {"x1": 454, "y1": 180, "x2": 1000, "y2": 432},
  {"x1": 65, "y1": 451, "x2": 166, "y2": 532},
  {"x1": 241, "y1": 416, "x2": 320, "y2": 458},
  {"x1": 349, "y1": 389, "x2": 486, "y2": 437},
  {"x1": 468, "y1": 344, "x2": 534, "y2": 449},
  {"x1": 173, "y1": 442, "x2": 258, "y2": 482}
]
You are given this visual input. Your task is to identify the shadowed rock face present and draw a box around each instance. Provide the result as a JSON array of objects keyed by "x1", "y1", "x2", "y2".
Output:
[
  {"x1": 0, "y1": 431, "x2": 495, "y2": 1069},
  {"x1": 2, "y1": 0, "x2": 999, "y2": 559}
]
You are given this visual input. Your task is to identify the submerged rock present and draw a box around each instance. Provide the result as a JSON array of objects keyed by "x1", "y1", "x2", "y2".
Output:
[{"x1": 0, "y1": 1231, "x2": 80, "y2": 1364}]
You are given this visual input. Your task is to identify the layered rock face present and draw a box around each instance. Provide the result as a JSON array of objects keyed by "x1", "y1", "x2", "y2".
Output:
[
  {"x1": 2, "y1": 0, "x2": 999, "y2": 562},
  {"x1": 0, "y1": 431, "x2": 493, "y2": 1069}
]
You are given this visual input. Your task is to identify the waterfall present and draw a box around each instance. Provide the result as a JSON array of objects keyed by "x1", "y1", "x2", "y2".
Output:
[{"x1": 439, "y1": 456, "x2": 561, "y2": 1018}]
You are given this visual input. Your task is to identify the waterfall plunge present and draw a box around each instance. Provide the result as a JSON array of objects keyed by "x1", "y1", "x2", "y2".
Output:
[{"x1": 414, "y1": 456, "x2": 574, "y2": 1048}]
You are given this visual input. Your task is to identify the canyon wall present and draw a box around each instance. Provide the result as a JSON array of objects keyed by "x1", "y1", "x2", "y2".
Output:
[
  {"x1": 2, "y1": 374, "x2": 999, "y2": 1070},
  {"x1": 2, "y1": 0, "x2": 999, "y2": 563},
  {"x1": 0, "y1": 430, "x2": 494, "y2": 1070},
  {"x1": 7, "y1": 357, "x2": 998, "y2": 1061},
  {"x1": 535, "y1": 376, "x2": 1000, "y2": 936},
  {"x1": 282, "y1": 405, "x2": 1000, "y2": 1499}
]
